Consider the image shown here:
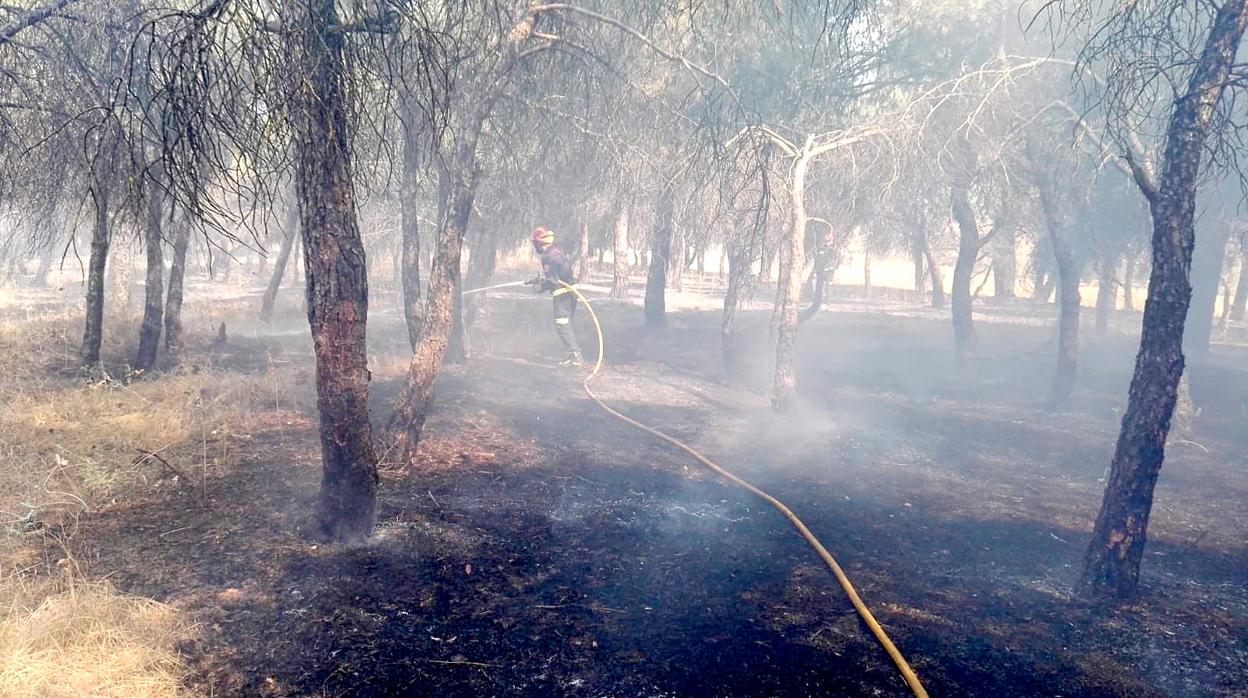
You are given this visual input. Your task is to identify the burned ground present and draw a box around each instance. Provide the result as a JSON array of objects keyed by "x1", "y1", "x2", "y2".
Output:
[{"x1": 11, "y1": 288, "x2": 1248, "y2": 697}]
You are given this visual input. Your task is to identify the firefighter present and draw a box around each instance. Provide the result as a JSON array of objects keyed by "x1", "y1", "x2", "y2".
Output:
[{"x1": 526, "y1": 227, "x2": 582, "y2": 366}]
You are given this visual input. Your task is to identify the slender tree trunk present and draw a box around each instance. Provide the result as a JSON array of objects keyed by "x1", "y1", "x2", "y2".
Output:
[
  {"x1": 862, "y1": 248, "x2": 873, "y2": 300},
  {"x1": 1038, "y1": 182, "x2": 1081, "y2": 408},
  {"x1": 82, "y1": 182, "x2": 111, "y2": 366},
  {"x1": 670, "y1": 221, "x2": 685, "y2": 292},
  {"x1": 134, "y1": 180, "x2": 165, "y2": 372},
  {"x1": 294, "y1": 0, "x2": 378, "y2": 544},
  {"x1": 164, "y1": 216, "x2": 190, "y2": 354},
  {"x1": 111, "y1": 236, "x2": 134, "y2": 315},
  {"x1": 260, "y1": 203, "x2": 298, "y2": 324},
  {"x1": 950, "y1": 184, "x2": 980, "y2": 372},
  {"x1": 1079, "y1": 0, "x2": 1248, "y2": 600},
  {"x1": 400, "y1": 99, "x2": 423, "y2": 351},
  {"x1": 1230, "y1": 241, "x2": 1248, "y2": 321},
  {"x1": 922, "y1": 240, "x2": 945, "y2": 308},
  {"x1": 912, "y1": 238, "x2": 925, "y2": 304},
  {"x1": 611, "y1": 204, "x2": 629, "y2": 299},
  {"x1": 721, "y1": 242, "x2": 749, "y2": 375},
  {"x1": 1183, "y1": 225, "x2": 1232, "y2": 364},
  {"x1": 387, "y1": 7, "x2": 534, "y2": 458},
  {"x1": 33, "y1": 245, "x2": 54, "y2": 287},
  {"x1": 577, "y1": 219, "x2": 590, "y2": 282},
  {"x1": 645, "y1": 186, "x2": 674, "y2": 328},
  {"x1": 389, "y1": 136, "x2": 480, "y2": 459},
  {"x1": 773, "y1": 156, "x2": 810, "y2": 410},
  {"x1": 1095, "y1": 256, "x2": 1119, "y2": 334},
  {"x1": 992, "y1": 225, "x2": 1017, "y2": 299},
  {"x1": 446, "y1": 272, "x2": 468, "y2": 363}
]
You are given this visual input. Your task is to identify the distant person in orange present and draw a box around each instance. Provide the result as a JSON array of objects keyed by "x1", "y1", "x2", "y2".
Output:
[{"x1": 526, "y1": 227, "x2": 582, "y2": 366}]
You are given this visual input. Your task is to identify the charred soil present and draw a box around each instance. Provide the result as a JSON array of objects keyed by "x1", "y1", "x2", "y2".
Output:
[{"x1": 24, "y1": 292, "x2": 1248, "y2": 697}]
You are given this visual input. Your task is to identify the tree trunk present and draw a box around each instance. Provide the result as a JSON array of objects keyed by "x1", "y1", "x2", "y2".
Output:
[
  {"x1": 293, "y1": 0, "x2": 378, "y2": 544},
  {"x1": 862, "y1": 248, "x2": 873, "y2": 300},
  {"x1": 950, "y1": 184, "x2": 980, "y2": 372},
  {"x1": 111, "y1": 236, "x2": 134, "y2": 315},
  {"x1": 1037, "y1": 180, "x2": 1081, "y2": 408},
  {"x1": 611, "y1": 204, "x2": 629, "y2": 299},
  {"x1": 389, "y1": 135, "x2": 480, "y2": 459},
  {"x1": 1183, "y1": 224, "x2": 1232, "y2": 364},
  {"x1": 33, "y1": 245, "x2": 54, "y2": 287},
  {"x1": 912, "y1": 238, "x2": 925, "y2": 304},
  {"x1": 644, "y1": 186, "x2": 674, "y2": 328},
  {"x1": 923, "y1": 241, "x2": 945, "y2": 308},
  {"x1": 773, "y1": 156, "x2": 810, "y2": 411},
  {"x1": 670, "y1": 221, "x2": 685, "y2": 292},
  {"x1": 721, "y1": 242, "x2": 749, "y2": 376},
  {"x1": 992, "y1": 225, "x2": 1017, "y2": 299},
  {"x1": 164, "y1": 216, "x2": 190, "y2": 354},
  {"x1": 400, "y1": 96, "x2": 423, "y2": 351},
  {"x1": 577, "y1": 219, "x2": 590, "y2": 282},
  {"x1": 260, "y1": 204, "x2": 298, "y2": 324},
  {"x1": 134, "y1": 180, "x2": 165, "y2": 372},
  {"x1": 82, "y1": 182, "x2": 111, "y2": 366},
  {"x1": 1095, "y1": 256, "x2": 1118, "y2": 334},
  {"x1": 1231, "y1": 241, "x2": 1248, "y2": 321},
  {"x1": 1079, "y1": 0, "x2": 1248, "y2": 600}
]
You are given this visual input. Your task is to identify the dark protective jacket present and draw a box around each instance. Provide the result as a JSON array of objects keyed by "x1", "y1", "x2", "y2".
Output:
[{"x1": 537, "y1": 245, "x2": 576, "y2": 293}]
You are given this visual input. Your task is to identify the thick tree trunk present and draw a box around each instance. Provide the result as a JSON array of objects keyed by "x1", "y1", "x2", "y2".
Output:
[
  {"x1": 950, "y1": 184, "x2": 980, "y2": 372},
  {"x1": 1095, "y1": 256, "x2": 1118, "y2": 334},
  {"x1": 260, "y1": 204, "x2": 298, "y2": 324},
  {"x1": 773, "y1": 157, "x2": 810, "y2": 411},
  {"x1": 294, "y1": 0, "x2": 378, "y2": 544},
  {"x1": 82, "y1": 182, "x2": 111, "y2": 366},
  {"x1": 1079, "y1": 0, "x2": 1248, "y2": 600},
  {"x1": 644, "y1": 186, "x2": 674, "y2": 328},
  {"x1": 1183, "y1": 225, "x2": 1232, "y2": 364},
  {"x1": 134, "y1": 181, "x2": 165, "y2": 372},
  {"x1": 164, "y1": 216, "x2": 190, "y2": 354},
  {"x1": 1231, "y1": 242, "x2": 1248, "y2": 321},
  {"x1": 611, "y1": 205, "x2": 629, "y2": 299},
  {"x1": 992, "y1": 225, "x2": 1017, "y2": 299}
]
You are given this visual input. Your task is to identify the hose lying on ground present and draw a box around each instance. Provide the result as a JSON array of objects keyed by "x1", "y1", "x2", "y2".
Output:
[{"x1": 474, "y1": 280, "x2": 930, "y2": 698}]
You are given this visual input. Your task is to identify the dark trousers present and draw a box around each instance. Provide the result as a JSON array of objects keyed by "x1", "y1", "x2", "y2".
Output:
[{"x1": 553, "y1": 292, "x2": 580, "y2": 354}]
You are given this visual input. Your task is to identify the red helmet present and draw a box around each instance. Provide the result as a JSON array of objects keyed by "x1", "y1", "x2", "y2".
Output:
[{"x1": 532, "y1": 227, "x2": 554, "y2": 246}]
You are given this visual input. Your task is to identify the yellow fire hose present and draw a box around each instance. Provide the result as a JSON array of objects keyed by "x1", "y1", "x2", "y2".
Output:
[{"x1": 557, "y1": 282, "x2": 929, "y2": 698}]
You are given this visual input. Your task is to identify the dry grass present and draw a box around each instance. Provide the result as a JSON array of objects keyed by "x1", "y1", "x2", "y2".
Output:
[
  {"x1": 0, "y1": 299, "x2": 316, "y2": 697},
  {"x1": 0, "y1": 577, "x2": 191, "y2": 698}
]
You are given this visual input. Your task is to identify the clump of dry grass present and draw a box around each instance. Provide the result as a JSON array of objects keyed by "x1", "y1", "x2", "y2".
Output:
[{"x1": 0, "y1": 577, "x2": 191, "y2": 698}]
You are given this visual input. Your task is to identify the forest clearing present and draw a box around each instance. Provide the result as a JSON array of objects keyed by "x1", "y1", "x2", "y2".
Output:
[{"x1": 3, "y1": 1, "x2": 1248, "y2": 696}]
